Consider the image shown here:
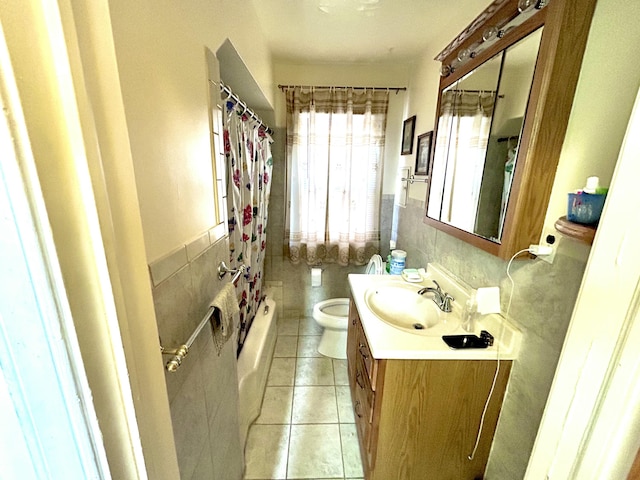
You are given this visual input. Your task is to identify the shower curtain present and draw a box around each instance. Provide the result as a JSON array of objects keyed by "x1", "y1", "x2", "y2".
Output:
[{"x1": 222, "y1": 99, "x2": 273, "y2": 355}]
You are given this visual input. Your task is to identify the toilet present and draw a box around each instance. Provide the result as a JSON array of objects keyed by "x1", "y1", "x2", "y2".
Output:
[{"x1": 313, "y1": 255, "x2": 384, "y2": 359}]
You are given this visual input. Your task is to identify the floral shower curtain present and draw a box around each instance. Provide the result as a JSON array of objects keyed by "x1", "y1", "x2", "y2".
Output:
[
  {"x1": 284, "y1": 86, "x2": 389, "y2": 266},
  {"x1": 223, "y1": 99, "x2": 273, "y2": 355}
]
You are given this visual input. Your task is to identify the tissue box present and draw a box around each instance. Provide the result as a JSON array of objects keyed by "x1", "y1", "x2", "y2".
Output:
[{"x1": 567, "y1": 192, "x2": 606, "y2": 225}]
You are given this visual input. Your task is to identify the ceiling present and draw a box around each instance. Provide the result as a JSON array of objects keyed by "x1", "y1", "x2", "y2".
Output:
[{"x1": 250, "y1": 0, "x2": 492, "y2": 64}]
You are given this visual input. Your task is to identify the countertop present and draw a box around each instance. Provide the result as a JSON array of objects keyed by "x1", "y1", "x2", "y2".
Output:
[{"x1": 348, "y1": 272, "x2": 521, "y2": 360}]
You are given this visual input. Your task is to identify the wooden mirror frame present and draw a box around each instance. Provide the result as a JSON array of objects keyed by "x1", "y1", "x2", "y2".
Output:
[{"x1": 423, "y1": 0, "x2": 597, "y2": 260}]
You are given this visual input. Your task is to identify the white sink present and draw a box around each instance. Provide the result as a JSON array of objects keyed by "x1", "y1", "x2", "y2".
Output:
[{"x1": 364, "y1": 283, "x2": 449, "y2": 335}]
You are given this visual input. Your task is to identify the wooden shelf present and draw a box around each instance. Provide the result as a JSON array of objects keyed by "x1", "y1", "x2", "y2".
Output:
[{"x1": 554, "y1": 216, "x2": 597, "y2": 245}]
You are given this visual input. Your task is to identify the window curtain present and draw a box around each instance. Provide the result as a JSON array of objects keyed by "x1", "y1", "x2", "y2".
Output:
[
  {"x1": 284, "y1": 87, "x2": 389, "y2": 266},
  {"x1": 223, "y1": 100, "x2": 273, "y2": 354},
  {"x1": 429, "y1": 90, "x2": 495, "y2": 232}
]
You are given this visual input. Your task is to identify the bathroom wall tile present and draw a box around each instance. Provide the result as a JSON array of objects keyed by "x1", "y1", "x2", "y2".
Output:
[
  {"x1": 189, "y1": 447, "x2": 214, "y2": 480},
  {"x1": 255, "y1": 386, "x2": 293, "y2": 424},
  {"x1": 190, "y1": 240, "x2": 229, "y2": 315},
  {"x1": 168, "y1": 355, "x2": 209, "y2": 480},
  {"x1": 295, "y1": 357, "x2": 335, "y2": 386},
  {"x1": 340, "y1": 423, "x2": 365, "y2": 478},
  {"x1": 292, "y1": 386, "x2": 338, "y2": 423},
  {"x1": 274, "y1": 335, "x2": 298, "y2": 357},
  {"x1": 244, "y1": 424, "x2": 290, "y2": 480},
  {"x1": 283, "y1": 308, "x2": 301, "y2": 319},
  {"x1": 333, "y1": 359, "x2": 349, "y2": 386},
  {"x1": 209, "y1": 377, "x2": 243, "y2": 480},
  {"x1": 185, "y1": 231, "x2": 211, "y2": 262},
  {"x1": 267, "y1": 357, "x2": 296, "y2": 386},
  {"x1": 149, "y1": 245, "x2": 188, "y2": 286},
  {"x1": 199, "y1": 332, "x2": 239, "y2": 424},
  {"x1": 297, "y1": 335, "x2": 322, "y2": 357},
  {"x1": 287, "y1": 424, "x2": 343, "y2": 479},
  {"x1": 153, "y1": 262, "x2": 195, "y2": 348},
  {"x1": 336, "y1": 386, "x2": 355, "y2": 424}
]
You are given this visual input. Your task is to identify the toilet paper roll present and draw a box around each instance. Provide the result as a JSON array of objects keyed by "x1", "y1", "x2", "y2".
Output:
[{"x1": 311, "y1": 267, "x2": 322, "y2": 287}]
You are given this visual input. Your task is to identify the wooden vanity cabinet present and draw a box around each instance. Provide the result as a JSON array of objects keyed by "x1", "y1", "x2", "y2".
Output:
[{"x1": 348, "y1": 298, "x2": 512, "y2": 480}]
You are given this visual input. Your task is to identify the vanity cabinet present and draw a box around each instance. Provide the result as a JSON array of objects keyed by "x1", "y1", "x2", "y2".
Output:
[{"x1": 348, "y1": 298, "x2": 512, "y2": 480}]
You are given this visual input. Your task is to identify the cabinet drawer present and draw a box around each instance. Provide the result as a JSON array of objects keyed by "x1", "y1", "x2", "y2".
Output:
[
  {"x1": 355, "y1": 357, "x2": 374, "y2": 423},
  {"x1": 356, "y1": 320, "x2": 379, "y2": 390}
]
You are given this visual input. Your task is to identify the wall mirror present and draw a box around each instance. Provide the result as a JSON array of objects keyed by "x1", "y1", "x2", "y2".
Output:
[
  {"x1": 427, "y1": 29, "x2": 543, "y2": 242},
  {"x1": 423, "y1": 0, "x2": 597, "y2": 259}
]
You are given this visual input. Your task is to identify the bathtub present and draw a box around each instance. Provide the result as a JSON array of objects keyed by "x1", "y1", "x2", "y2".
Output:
[{"x1": 237, "y1": 296, "x2": 277, "y2": 448}]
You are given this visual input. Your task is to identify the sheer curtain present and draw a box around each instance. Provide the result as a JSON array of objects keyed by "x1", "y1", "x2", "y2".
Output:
[
  {"x1": 284, "y1": 87, "x2": 389, "y2": 266},
  {"x1": 223, "y1": 99, "x2": 273, "y2": 354},
  {"x1": 429, "y1": 90, "x2": 495, "y2": 231}
]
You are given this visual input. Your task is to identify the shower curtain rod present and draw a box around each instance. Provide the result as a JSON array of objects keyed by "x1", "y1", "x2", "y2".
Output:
[
  {"x1": 278, "y1": 84, "x2": 407, "y2": 94},
  {"x1": 212, "y1": 80, "x2": 274, "y2": 135}
]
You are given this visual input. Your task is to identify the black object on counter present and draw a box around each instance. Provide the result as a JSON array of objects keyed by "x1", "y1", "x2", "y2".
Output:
[{"x1": 442, "y1": 330, "x2": 494, "y2": 349}]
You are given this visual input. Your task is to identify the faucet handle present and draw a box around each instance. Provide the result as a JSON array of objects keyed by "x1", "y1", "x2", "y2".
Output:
[
  {"x1": 442, "y1": 293, "x2": 455, "y2": 313},
  {"x1": 432, "y1": 280, "x2": 442, "y2": 293}
]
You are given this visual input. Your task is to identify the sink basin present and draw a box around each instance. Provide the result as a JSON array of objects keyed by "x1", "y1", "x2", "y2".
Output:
[{"x1": 364, "y1": 283, "x2": 445, "y2": 335}]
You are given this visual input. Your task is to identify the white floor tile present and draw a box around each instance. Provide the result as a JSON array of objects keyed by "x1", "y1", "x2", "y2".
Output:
[
  {"x1": 292, "y1": 386, "x2": 338, "y2": 424},
  {"x1": 244, "y1": 424, "x2": 290, "y2": 480},
  {"x1": 267, "y1": 358, "x2": 296, "y2": 386},
  {"x1": 256, "y1": 386, "x2": 293, "y2": 424},
  {"x1": 295, "y1": 357, "x2": 335, "y2": 386},
  {"x1": 297, "y1": 335, "x2": 322, "y2": 357},
  {"x1": 332, "y1": 359, "x2": 349, "y2": 386},
  {"x1": 336, "y1": 386, "x2": 355, "y2": 424},
  {"x1": 299, "y1": 316, "x2": 323, "y2": 335},
  {"x1": 340, "y1": 423, "x2": 365, "y2": 478},
  {"x1": 277, "y1": 316, "x2": 299, "y2": 336},
  {"x1": 287, "y1": 424, "x2": 344, "y2": 479},
  {"x1": 274, "y1": 335, "x2": 298, "y2": 357}
]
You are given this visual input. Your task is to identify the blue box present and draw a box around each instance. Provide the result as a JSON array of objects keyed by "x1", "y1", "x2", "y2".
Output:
[{"x1": 567, "y1": 192, "x2": 606, "y2": 225}]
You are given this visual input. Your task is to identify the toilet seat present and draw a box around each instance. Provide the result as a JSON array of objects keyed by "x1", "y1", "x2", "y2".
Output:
[{"x1": 313, "y1": 298, "x2": 349, "y2": 330}]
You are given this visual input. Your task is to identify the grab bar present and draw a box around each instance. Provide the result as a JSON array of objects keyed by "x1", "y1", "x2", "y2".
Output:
[
  {"x1": 401, "y1": 174, "x2": 429, "y2": 184},
  {"x1": 160, "y1": 305, "x2": 216, "y2": 372},
  {"x1": 218, "y1": 261, "x2": 246, "y2": 284}
]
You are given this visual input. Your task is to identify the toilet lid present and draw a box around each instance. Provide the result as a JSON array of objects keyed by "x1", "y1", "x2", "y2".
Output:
[{"x1": 366, "y1": 254, "x2": 383, "y2": 275}]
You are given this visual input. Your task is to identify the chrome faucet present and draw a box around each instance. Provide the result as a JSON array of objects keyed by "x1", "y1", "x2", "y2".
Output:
[{"x1": 418, "y1": 280, "x2": 454, "y2": 313}]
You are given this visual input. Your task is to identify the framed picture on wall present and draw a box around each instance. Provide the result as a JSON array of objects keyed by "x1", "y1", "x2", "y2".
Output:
[
  {"x1": 415, "y1": 131, "x2": 433, "y2": 176},
  {"x1": 401, "y1": 115, "x2": 416, "y2": 155}
]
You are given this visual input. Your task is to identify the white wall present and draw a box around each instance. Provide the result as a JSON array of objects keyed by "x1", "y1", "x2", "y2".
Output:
[
  {"x1": 108, "y1": 0, "x2": 275, "y2": 262},
  {"x1": 541, "y1": 0, "x2": 640, "y2": 245}
]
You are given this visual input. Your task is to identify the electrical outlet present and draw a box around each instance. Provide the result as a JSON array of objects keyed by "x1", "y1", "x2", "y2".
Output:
[{"x1": 538, "y1": 229, "x2": 558, "y2": 264}]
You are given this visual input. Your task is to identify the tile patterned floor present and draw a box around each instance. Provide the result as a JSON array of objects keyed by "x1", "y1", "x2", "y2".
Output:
[{"x1": 243, "y1": 310, "x2": 364, "y2": 480}]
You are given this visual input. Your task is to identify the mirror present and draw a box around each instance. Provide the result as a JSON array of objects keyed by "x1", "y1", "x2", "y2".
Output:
[{"x1": 426, "y1": 28, "x2": 543, "y2": 243}]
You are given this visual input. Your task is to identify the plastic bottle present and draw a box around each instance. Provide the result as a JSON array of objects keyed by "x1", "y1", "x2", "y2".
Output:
[
  {"x1": 389, "y1": 250, "x2": 407, "y2": 275},
  {"x1": 463, "y1": 290, "x2": 478, "y2": 333}
]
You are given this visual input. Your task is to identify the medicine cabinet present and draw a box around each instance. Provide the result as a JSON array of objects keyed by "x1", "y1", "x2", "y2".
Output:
[{"x1": 423, "y1": 0, "x2": 597, "y2": 259}]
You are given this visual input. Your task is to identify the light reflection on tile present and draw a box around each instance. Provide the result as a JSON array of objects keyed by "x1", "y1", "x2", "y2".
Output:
[
  {"x1": 244, "y1": 424, "x2": 290, "y2": 480},
  {"x1": 287, "y1": 424, "x2": 343, "y2": 479},
  {"x1": 297, "y1": 335, "x2": 322, "y2": 357},
  {"x1": 295, "y1": 357, "x2": 335, "y2": 386},
  {"x1": 292, "y1": 386, "x2": 338, "y2": 424}
]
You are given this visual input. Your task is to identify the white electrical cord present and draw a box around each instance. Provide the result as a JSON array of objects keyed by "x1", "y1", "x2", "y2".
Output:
[{"x1": 467, "y1": 248, "x2": 531, "y2": 460}]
